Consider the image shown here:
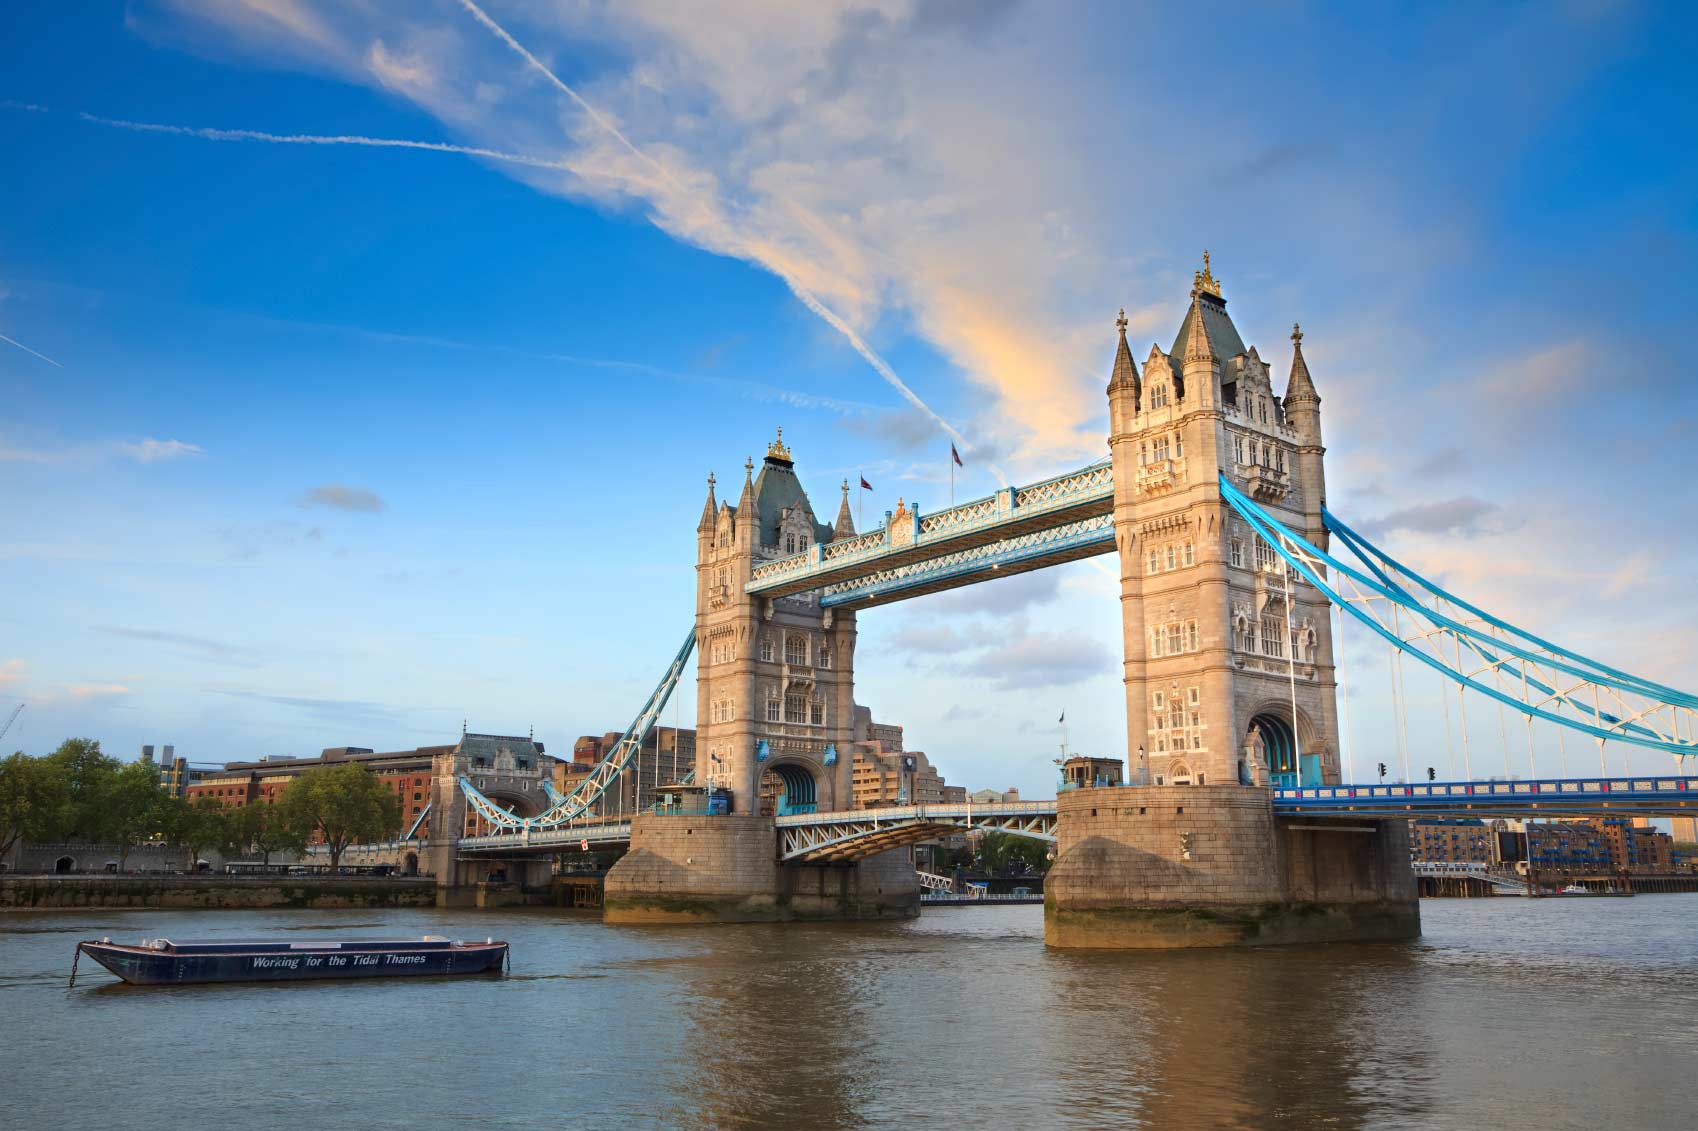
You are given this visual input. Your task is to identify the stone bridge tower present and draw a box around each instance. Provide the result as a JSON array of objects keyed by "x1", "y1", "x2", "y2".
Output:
[
  {"x1": 1106, "y1": 255, "x2": 1342, "y2": 790},
  {"x1": 693, "y1": 431, "x2": 860, "y2": 816}
]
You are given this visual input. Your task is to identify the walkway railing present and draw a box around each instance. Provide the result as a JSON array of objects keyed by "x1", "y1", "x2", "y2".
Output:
[{"x1": 1275, "y1": 774, "x2": 1697, "y2": 816}]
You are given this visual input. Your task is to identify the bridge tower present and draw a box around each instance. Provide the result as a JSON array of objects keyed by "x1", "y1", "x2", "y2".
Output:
[
  {"x1": 603, "y1": 432, "x2": 917, "y2": 923},
  {"x1": 693, "y1": 431, "x2": 859, "y2": 815},
  {"x1": 1047, "y1": 256, "x2": 1416, "y2": 948},
  {"x1": 1106, "y1": 255, "x2": 1342, "y2": 791}
]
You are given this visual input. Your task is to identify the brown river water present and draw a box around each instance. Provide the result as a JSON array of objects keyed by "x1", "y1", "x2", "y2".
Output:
[{"x1": 2, "y1": 895, "x2": 1695, "y2": 1130}]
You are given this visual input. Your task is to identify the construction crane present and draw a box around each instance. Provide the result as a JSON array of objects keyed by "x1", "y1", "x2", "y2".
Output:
[{"x1": 0, "y1": 703, "x2": 23, "y2": 745}]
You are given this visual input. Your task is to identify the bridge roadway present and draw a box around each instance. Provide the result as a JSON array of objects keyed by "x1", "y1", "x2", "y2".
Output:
[{"x1": 323, "y1": 774, "x2": 1697, "y2": 867}]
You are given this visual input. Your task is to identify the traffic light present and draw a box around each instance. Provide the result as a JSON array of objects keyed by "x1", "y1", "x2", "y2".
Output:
[
  {"x1": 1427, "y1": 766, "x2": 1436, "y2": 781},
  {"x1": 1377, "y1": 762, "x2": 1387, "y2": 782}
]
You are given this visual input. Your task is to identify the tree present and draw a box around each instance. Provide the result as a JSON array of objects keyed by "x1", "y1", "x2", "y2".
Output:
[
  {"x1": 234, "y1": 802, "x2": 308, "y2": 866},
  {"x1": 163, "y1": 796, "x2": 230, "y2": 872},
  {"x1": 278, "y1": 763, "x2": 401, "y2": 871},
  {"x1": 0, "y1": 752, "x2": 68, "y2": 857},
  {"x1": 102, "y1": 760, "x2": 167, "y2": 870},
  {"x1": 47, "y1": 738, "x2": 116, "y2": 840},
  {"x1": 977, "y1": 830, "x2": 1052, "y2": 877}
]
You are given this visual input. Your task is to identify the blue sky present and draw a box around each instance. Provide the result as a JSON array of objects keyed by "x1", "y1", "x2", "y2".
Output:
[{"x1": 2, "y1": 1, "x2": 1695, "y2": 795}]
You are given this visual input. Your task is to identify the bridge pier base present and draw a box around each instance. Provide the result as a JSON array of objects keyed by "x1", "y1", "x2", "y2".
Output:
[
  {"x1": 1044, "y1": 785, "x2": 1419, "y2": 949},
  {"x1": 604, "y1": 813, "x2": 919, "y2": 924}
]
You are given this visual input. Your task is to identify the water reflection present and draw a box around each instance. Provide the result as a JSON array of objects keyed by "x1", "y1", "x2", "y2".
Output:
[{"x1": 1, "y1": 898, "x2": 1695, "y2": 1131}]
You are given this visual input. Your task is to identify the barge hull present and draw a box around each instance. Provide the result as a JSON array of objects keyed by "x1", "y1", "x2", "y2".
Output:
[{"x1": 79, "y1": 943, "x2": 505, "y2": 985}]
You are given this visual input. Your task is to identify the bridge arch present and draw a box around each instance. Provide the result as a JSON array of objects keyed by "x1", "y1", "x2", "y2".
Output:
[
  {"x1": 760, "y1": 761, "x2": 819, "y2": 816},
  {"x1": 1244, "y1": 705, "x2": 1317, "y2": 787}
]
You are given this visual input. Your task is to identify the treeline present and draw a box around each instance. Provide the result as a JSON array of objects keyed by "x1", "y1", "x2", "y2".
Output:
[{"x1": 0, "y1": 739, "x2": 403, "y2": 870}]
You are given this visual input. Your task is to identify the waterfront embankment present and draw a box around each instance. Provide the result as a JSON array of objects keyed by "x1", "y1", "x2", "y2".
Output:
[{"x1": 0, "y1": 875, "x2": 436, "y2": 911}]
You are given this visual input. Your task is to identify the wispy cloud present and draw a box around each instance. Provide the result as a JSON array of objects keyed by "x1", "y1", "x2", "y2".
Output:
[
  {"x1": 97, "y1": 626, "x2": 263, "y2": 668},
  {"x1": 0, "y1": 659, "x2": 23, "y2": 688},
  {"x1": 69, "y1": 682, "x2": 130, "y2": 699},
  {"x1": 117, "y1": 438, "x2": 202, "y2": 462},
  {"x1": 302, "y1": 484, "x2": 386, "y2": 513},
  {"x1": 0, "y1": 436, "x2": 202, "y2": 464}
]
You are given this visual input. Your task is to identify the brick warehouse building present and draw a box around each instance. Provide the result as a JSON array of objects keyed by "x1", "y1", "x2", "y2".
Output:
[{"x1": 187, "y1": 732, "x2": 554, "y2": 841}]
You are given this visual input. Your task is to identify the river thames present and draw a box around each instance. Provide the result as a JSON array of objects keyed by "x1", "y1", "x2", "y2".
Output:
[{"x1": 3, "y1": 896, "x2": 1695, "y2": 1130}]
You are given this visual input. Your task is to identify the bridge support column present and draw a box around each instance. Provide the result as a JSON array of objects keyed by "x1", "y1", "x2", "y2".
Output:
[
  {"x1": 1044, "y1": 785, "x2": 1418, "y2": 948},
  {"x1": 605, "y1": 813, "x2": 918, "y2": 923}
]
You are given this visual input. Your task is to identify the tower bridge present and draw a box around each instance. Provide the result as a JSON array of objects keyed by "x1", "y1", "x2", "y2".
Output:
[{"x1": 423, "y1": 256, "x2": 1696, "y2": 946}]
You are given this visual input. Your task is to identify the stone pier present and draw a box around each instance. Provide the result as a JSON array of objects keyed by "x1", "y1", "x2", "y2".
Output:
[
  {"x1": 1044, "y1": 784, "x2": 1418, "y2": 948},
  {"x1": 604, "y1": 813, "x2": 918, "y2": 924}
]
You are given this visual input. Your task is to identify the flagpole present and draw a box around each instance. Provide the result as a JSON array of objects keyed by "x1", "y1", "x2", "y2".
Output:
[
  {"x1": 950, "y1": 446, "x2": 955, "y2": 509},
  {"x1": 858, "y1": 473, "x2": 863, "y2": 532}
]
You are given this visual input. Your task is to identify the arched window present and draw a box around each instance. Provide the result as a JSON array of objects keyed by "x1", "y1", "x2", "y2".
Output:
[
  {"x1": 1165, "y1": 545, "x2": 1176, "y2": 570},
  {"x1": 1174, "y1": 432, "x2": 1184, "y2": 458},
  {"x1": 1183, "y1": 541, "x2": 1194, "y2": 567},
  {"x1": 1148, "y1": 549, "x2": 1160, "y2": 574}
]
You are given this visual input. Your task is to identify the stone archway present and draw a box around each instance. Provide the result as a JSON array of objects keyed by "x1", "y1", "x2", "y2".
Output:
[
  {"x1": 54, "y1": 855, "x2": 74, "y2": 874},
  {"x1": 1246, "y1": 712, "x2": 1300, "y2": 787},
  {"x1": 759, "y1": 762, "x2": 819, "y2": 816},
  {"x1": 403, "y1": 852, "x2": 419, "y2": 876}
]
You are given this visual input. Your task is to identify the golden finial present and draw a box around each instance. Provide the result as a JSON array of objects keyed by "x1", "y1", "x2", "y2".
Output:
[
  {"x1": 1115, "y1": 308, "x2": 1128, "y2": 334},
  {"x1": 744, "y1": 456, "x2": 753, "y2": 480},
  {"x1": 1291, "y1": 322, "x2": 1303, "y2": 344},
  {"x1": 1192, "y1": 250, "x2": 1221, "y2": 297},
  {"x1": 766, "y1": 426, "x2": 792, "y2": 462},
  {"x1": 708, "y1": 471, "x2": 716, "y2": 489}
]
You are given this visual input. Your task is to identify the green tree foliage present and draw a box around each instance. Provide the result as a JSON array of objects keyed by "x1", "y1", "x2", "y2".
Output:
[
  {"x1": 277, "y1": 763, "x2": 400, "y2": 870},
  {"x1": 233, "y1": 802, "x2": 308, "y2": 866},
  {"x1": 0, "y1": 751, "x2": 69, "y2": 856},
  {"x1": 977, "y1": 830, "x2": 1052, "y2": 877},
  {"x1": 162, "y1": 796, "x2": 231, "y2": 871},
  {"x1": 46, "y1": 738, "x2": 115, "y2": 839},
  {"x1": 103, "y1": 760, "x2": 167, "y2": 869}
]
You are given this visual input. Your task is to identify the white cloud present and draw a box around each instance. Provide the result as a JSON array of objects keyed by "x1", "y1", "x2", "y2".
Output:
[
  {"x1": 68, "y1": 682, "x2": 130, "y2": 699},
  {"x1": 116, "y1": 438, "x2": 203, "y2": 462},
  {"x1": 302, "y1": 484, "x2": 386, "y2": 513},
  {"x1": 0, "y1": 659, "x2": 23, "y2": 688}
]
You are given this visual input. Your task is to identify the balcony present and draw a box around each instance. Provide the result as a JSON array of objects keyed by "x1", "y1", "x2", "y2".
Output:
[
  {"x1": 1246, "y1": 464, "x2": 1289, "y2": 504},
  {"x1": 1137, "y1": 457, "x2": 1185, "y2": 495}
]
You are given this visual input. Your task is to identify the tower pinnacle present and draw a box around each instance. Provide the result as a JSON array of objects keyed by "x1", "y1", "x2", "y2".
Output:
[{"x1": 1286, "y1": 322, "x2": 1319, "y2": 404}]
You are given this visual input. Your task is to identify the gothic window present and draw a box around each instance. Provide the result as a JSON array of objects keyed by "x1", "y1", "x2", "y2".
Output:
[
  {"x1": 1248, "y1": 620, "x2": 1260, "y2": 653},
  {"x1": 1151, "y1": 384, "x2": 1168, "y2": 409},
  {"x1": 1187, "y1": 620, "x2": 1199, "y2": 651},
  {"x1": 1276, "y1": 447, "x2": 1286, "y2": 473},
  {"x1": 1165, "y1": 545, "x2": 1176, "y2": 570},
  {"x1": 1191, "y1": 712, "x2": 1201, "y2": 729},
  {"x1": 1255, "y1": 540, "x2": 1275, "y2": 571},
  {"x1": 760, "y1": 636, "x2": 775, "y2": 662},
  {"x1": 1262, "y1": 617, "x2": 1286, "y2": 658},
  {"x1": 785, "y1": 534, "x2": 794, "y2": 553},
  {"x1": 810, "y1": 702, "x2": 825, "y2": 725},
  {"x1": 818, "y1": 643, "x2": 832, "y2": 669},
  {"x1": 1183, "y1": 540, "x2": 1194, "y2": 567},
  {"x1": 1148, "y1": 549, "x2": 1160, "y2": 574},
  {"x1": 1230, "y1": 539, "x2": 1244, "y2": 568},
  {"x1": 1150, "y1": 629, "x2": 1165, "y2": 658},
  {"x1": 1167, "y1": 623, "x2": 1182, "y2": 654},
  {"x1": 766, "y1": 699, "x2": 781, "y2": 723},
  {"x1": 1174, "y1": 432, "x2": 1184, "y2": 458},
  {"x1": 784, "y1": 694, "x2": 807, "y2": 723},
  {"x1": 1187, "y1": 687, "x2": 1200, "y2": 706},
  {"x1": 1153, "y1": 692, "x2": 1165, "y2": 710},
  {"x1": 1139, "y1": 442, "x2": 1148, "y2": 465},
  {"x1": 1153, "y1": 436, "x2": 1170, "y2": 462},
  {"x1": 1234, "y1": 436, "x2": 1245, "y2": 464},
  {"x1": 1170, "y1": 709, "x2": 1183, "y2": 729},
  {"x1": 1174, "y1": 734, "x2": 1185, "y2": 750},
  {"x1": 1259, "y1": 397, "x2": 1268, "y2": 424},
  {"x1": 784, "y1": 634, "x2": 808, "y2": 666}
]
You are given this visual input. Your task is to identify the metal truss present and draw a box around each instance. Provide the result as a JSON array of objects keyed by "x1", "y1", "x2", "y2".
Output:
[
  {"x1": 1220, "y1": 476, "x2": 1698, "y2": 768},
  {"x1": 459, "y1": 627, "x2": 696, "y2": 830},
  {"x1": 819, "y1": 513, "x2": 1115, "y2": 609},
  {"x1": 746, "y1": 459, "x2": 1113, "y2": 600},
  {"x1": 916, "y1": 870, "x2": 955, "y2": 891},
  {"x1": 775, "y1": 801, "x2": 1058, "y2": 862},
  {"x1": 402, "y1": 802, "x2": 431, "y2": 841},
  {"x1": 458, "y1": 819, "x2": 634, "y2": 854},
  {"x1": 1275, "y1": 775, "x2": 1697, "y2": 817}
]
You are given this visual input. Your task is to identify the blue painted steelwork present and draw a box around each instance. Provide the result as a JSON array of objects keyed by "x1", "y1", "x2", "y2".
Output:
[
  {"x1": 1219, "y1": 476, "x2": 1698, "y2": 761},
  {"x1": 459, "y1": 628, "x2": 696, "y2": 830},
  {"x1": 745, "y1": 460, "x2": 1113, "y2": 600},
  {"x1": 819, "y1": 513, "x2": 1114, "y2": 608},
  {"x1": 541, "y1": 780, "x2": 567, "y2": 807},
  {"x1": 1274, "y1": 775, "x2": 1698, "y2": 817},
  {"x1": 401, "y1": 802, "x2": 431, "y2": 841}
]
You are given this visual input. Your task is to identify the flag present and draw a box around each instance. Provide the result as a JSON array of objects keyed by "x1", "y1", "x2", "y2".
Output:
[
  {"x1": 859, "y1": 475, "x2": 872, "y2": 490},
  {"x1": 1058, "y1": 709, "x2": 1066, "y2": 724},
  {"x1": 951, "y1": 443, "x2": 963, "y2": 468}
]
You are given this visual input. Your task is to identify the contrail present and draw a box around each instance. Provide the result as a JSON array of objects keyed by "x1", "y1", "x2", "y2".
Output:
[
  {"x1": 0, "y1": 332, "x2": 62, "y2": 367},
  {"x1": 452, "y1": 0, "x2": 982, "y2": 464},
  {"x1": 78, "y1": 112, "x2": 570, "y2": 172}
]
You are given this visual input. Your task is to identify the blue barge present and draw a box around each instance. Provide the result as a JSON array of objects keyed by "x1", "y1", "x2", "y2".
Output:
[{"x1": 72, "y1": 936, "x2": 507, "y2": 986}]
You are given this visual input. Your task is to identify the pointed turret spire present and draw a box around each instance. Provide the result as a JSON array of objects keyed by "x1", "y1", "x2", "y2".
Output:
[
  {"x1": 1183, "y1": 292, "x2": 1216, "y2": 363},
  {"x1": 1107, "y1": 308, "x2": 1141, "y2": 402},
  {"x1": 737, "y1": 457, "x2": 755, "y2": 508},
  {"x1": 833, "y1": 478, "x2": 855, "y2": 539},
  {"x1": 697, "y1": 472, "x2": 718, "y2": 532},
  {"x1": 1285, "y1": 322, "x2": 1319, "y2": 404}
]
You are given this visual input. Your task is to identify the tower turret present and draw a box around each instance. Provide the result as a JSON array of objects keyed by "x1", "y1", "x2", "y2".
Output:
[
  {"x1": 1106, "y1": 308, "x2": 1141, "y2": 435},
  {"x1": 1284, "y1": 323, "x2": 1327, "y2": 545},
  {"x1": 833, "y1": 479, "x2": 855, "y2": 539}
]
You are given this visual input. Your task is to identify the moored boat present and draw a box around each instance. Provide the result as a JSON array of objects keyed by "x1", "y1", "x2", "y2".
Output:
[{"x1": 71, "y1": 935, "x2": 507, "y2": 986}]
